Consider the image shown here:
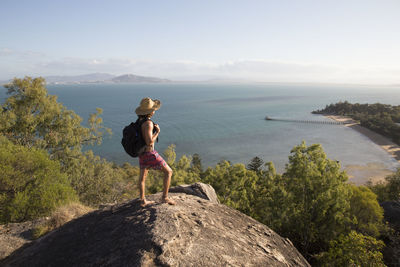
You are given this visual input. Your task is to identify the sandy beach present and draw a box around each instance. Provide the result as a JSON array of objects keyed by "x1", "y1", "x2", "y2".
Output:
[{"x1": 326, "y1": 115, "x2": 400, "y2": 184}]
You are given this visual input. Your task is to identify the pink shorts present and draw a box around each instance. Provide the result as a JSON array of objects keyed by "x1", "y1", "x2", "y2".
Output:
[{"x1": 139, "y1": 150, "x2": 167, "y2": 170}]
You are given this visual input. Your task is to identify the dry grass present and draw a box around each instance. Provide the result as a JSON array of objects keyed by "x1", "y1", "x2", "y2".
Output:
[{"x1": 32, "y1": 202, "x2": 93, "y2": 239}]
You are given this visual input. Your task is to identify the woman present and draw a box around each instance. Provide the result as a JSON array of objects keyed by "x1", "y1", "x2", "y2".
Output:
[{"x1": 135, "y1": 97, "x2": 176, "y2": 206}]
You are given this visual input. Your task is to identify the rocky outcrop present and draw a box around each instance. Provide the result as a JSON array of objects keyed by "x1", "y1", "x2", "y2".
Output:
[
  {"x1": 168, "y1": 182, "x2": 220, "y2": 204},
  {"x1": 2, "y1": 183, "x2": 309, "y2": 267}
]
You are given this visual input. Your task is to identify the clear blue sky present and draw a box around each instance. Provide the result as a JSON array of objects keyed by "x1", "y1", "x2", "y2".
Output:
[{"x1": 1, "y1": 0, "x2": 399, "y2": 83}]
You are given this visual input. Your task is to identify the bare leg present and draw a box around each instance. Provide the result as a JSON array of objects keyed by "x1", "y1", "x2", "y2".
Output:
[
  {"x1": 160, "y1": 164, "x2": 176, "y2": 205},
  {"x1": 139, "y1": 168, "x2": 154, "y2": 207}
]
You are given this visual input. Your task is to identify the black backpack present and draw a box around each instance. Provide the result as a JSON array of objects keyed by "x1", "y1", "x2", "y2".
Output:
[{"x1": 121, "y1": 118, "x2": 148, "y2": 157}]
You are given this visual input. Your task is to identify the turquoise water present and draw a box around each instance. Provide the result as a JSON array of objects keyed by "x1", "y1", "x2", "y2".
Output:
[{"x1": 1, "y1": 83, "x2": 400, "y2": 174}]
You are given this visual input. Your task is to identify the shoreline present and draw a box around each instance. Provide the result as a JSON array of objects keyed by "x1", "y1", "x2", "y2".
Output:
[{"x1": 325, "y1": 115, "x2": 400, "y2": 184}]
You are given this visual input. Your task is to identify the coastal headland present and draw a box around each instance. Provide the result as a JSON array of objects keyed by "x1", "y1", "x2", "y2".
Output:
[{"x1": 326, "y1": 115, "x2": 400, "y2": 184}]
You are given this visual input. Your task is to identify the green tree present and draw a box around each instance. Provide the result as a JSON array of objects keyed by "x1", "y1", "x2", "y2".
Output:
[
  {"x1": 163, "y1": 144, "x2": 176, "y2": 167},
  {"x1": 348, "y1": 185, "x2": 384, "y2": 237},
  {"x1": 65, "y1": 151, "x2": 138, "y2": 205},
  {"x1": 246, "y1": 156, "x2": 264, "y2": 173},
  {"x1": 386, "y1": 168, "x2": 400, "y2": 201},
  {"x1": 173, "y1": 154, "x2": 200, "y2": 185},
  {"x1": 191, "y1": 153, "x2": 203, "y2": 174},
  {"x1": 0, "y1": 77, "x2": 134, "y2": 206},
  {"x1": 366, "y1": 180, "x2": 390, "y2": 203},
  {"x1": 203, "y1": 161, "x2": 258, "y2": 214},
  {"x1": 317, "y1": 231, "x2": 385, "y2": 267},
  {"x1": 280, "y1": 141, "x2": 351, "y2": 257},
  {"x1": 367, "y1": 168, "x2": 400, "y2": 202},
  {"x1": 176, "y1": 154, "x2": 191, "y2": 171},
  {"x1": 0, "y1": 136, "x2": 77, "y2": 223},
  {"x1": 0, "y1": 77, "x2": 110, "y2": 163},
  {"x1": 252, "y1": 161, "x2": 290, "y2": 228}
]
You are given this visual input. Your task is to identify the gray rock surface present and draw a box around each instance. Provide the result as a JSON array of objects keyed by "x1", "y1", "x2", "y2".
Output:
[
  {"x1": 0, "y1": 219, "x2": 46, "y2": 260},
  {"x1": 168, "y1": 183, "x2": 220, "y2": 204},
  {"x1": 2, "y1": 185, "x2": 310, "y2": 267}
]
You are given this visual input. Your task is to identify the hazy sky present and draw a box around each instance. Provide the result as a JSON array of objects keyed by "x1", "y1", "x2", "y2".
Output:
[{"x1": 1, "y1": 0, "x2": 400, "y2": 83}]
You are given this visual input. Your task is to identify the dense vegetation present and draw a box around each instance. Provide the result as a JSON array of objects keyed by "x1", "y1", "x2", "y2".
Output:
[
  {"x1": 312, "y1": 101, "x2": 400, "y2": 145},
  {"x1": 0, "y1": 77, "x2": 139, "y2": 208},
  {"x1": 1, "y1": 77, "x2": 399, "y2": 266},
  {"x1": 0, "y1": 136, "x2": 77, "y2": 222}
]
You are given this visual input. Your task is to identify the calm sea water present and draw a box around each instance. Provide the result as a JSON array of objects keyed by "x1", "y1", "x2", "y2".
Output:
[{"x1": 1, "y1": 83, "x2": 399, "y2": 175}]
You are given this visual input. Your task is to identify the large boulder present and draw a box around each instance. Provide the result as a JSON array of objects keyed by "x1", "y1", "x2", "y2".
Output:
[
  {"x1": 168, "y1": 182, "x2": 220, "y2": 204},
  {"x1": 2, "y1": 184, "x2": 309, "y2": 267}
]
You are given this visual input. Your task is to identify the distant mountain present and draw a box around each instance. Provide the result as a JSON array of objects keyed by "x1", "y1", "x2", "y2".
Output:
[
  {"x1": 45, "y1": 73, "x2": 116, "y2": 84},
  {"x1": 43, "y1": 73, "x2": 171, "y2": 84},
  {"x1": 111, "y1": 74, "x2": 171, "y2": 83},
  {"x1": 1, "y1": 73, "x2": 171, "y2": 85}
]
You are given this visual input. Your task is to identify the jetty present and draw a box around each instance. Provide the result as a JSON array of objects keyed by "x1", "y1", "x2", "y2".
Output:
[{"x1": 265, "y1": 116, "x2": 351, "y2": 125}]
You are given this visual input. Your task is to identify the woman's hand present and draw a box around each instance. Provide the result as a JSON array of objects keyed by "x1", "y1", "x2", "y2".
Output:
[{"x1": 154, "y1": 123, "x2": 160, "y2": 133}]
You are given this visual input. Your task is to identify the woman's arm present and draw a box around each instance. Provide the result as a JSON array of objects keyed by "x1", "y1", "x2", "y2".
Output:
[{"x1": 142, "y1": 120, "x2": 160, "y2": 146}]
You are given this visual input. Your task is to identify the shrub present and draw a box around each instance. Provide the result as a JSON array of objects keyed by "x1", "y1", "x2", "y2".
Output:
[
  {"x1": 0, "y1": 136, "x2": 77, "y2": 223},
  {"x1": 317, "y1": 231, "x2": 385, "y2": 266},
  {"x1": 348, "y1": 185, "x2": 384, "y2": 237}
]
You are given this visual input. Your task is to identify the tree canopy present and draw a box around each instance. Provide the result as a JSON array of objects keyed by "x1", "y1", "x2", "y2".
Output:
[
  {"x1": 317, "y1": 231, "x2": 385, "y2": 267},
  {"x1": 348, "y1": 185, "x2": 384, "y2": 238},
  {"x1": 205, "y1": 141, "x2": 386, "y2": 265},
  {"x1": 0, "y1": 77, "x2": 135, "y2": 207},
  {"x1": 0, "y1": 77, "x2": 110, "y2": 161},
  {"x1": 278, "y1": 142, "x2": 351, "y2": 257}
]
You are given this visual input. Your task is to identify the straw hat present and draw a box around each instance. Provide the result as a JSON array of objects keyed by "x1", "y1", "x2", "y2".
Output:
[{"x1": 135, "y1": 97, "x2": 161, "y2": 115}]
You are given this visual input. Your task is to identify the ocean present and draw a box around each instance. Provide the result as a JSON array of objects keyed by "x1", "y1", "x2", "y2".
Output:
[{"x1": 1, "y1": 83, "x2": 400, "y2": 181}]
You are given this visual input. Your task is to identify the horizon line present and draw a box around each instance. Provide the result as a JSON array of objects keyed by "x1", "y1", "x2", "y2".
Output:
[{"x1": 1, "y1": 72, "x2": 400, "y2": 88}]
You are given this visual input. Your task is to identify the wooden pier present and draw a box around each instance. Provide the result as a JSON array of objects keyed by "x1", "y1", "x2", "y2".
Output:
[{"x1": 265, "y1": 116, "x2": 350, "y2": 125}]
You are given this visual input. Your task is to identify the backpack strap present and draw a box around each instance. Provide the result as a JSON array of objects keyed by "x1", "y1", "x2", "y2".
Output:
[{"x1": 138, "y1": 117, "x2": 159, "y2": 143}]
